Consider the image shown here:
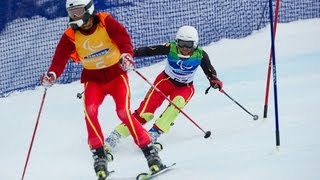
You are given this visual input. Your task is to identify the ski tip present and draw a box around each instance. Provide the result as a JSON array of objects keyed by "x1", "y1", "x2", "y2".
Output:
[
  {"x1": 167, "y1": 162, "x2": 176, "y2": 167},
  {"x1": 136, "y1": 162, "x2": 176, "y2": 180}
]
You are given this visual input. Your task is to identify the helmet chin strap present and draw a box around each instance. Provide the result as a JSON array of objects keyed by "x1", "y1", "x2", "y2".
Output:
[
  {"x1": 69, "y1": 13, "x2": 92, "y2": 30},
  {"x1": 178, "y1": 54, "x2": 191, "y2": 59},
  {"x1": 177, "y1": 47, "x2": 194, "y2": 59}
]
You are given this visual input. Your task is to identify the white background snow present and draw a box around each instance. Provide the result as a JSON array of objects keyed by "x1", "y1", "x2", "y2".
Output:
[{"x1": 1, "y1": 18, "x2": 320, "y2": 180}]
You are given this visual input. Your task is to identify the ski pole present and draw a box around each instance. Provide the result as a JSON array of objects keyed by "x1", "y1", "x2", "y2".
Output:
[
  {"x1": 134, "y1": 70, "x2": 211, "y2": 138},
  {"x1": 21, "y1": 88, "x2": 48, "y2": 180},
  {"x1": 221, "y1": 90, "x2": 259, "y2": 120},
  {"x1": 206, "y1": 86, "x2": 259, "y2": 120},
  {"x1": 77, "y1": 91, "x2": 84, "y2": 99}
]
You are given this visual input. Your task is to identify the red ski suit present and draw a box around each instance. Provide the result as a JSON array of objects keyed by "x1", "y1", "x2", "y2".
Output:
[
  {"x1": 47, "y1": 12, "x2": 150, "y2": 149},
  {"x1": 135, "y1": 71, "x2": 194, "y2": 124}
]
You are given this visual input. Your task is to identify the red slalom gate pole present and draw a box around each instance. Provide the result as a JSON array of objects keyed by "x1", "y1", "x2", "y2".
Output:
[{"x1": 263, "y1": 0, "x2": 280, "y2": 118}]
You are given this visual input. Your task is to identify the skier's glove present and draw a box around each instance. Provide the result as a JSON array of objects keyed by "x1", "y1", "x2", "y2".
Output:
[
  {"x1": 210, "y1": 76, "x2": 223, "y2": 91},
  {"x1": 41, "y1": 71, "x2": 56, "y2": 88},
  {"x1": 120, "y1": 53, "x2": 134, "y2": 71}
]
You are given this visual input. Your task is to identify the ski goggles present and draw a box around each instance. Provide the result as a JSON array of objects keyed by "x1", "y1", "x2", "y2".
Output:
[
  {"x1": 67, "y1": 3, "x2": 89, "y2": 21},
  {"x1": 67, "y1": 1, "x2": 93, "y2": 29},
  {"x1": 177, "y1": 39, "x2": 194, "y2": 49}
]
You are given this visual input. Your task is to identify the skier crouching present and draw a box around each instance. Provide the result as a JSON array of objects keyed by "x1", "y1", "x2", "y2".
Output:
[{"x1": 105, "y1": 25, "x2": 223, "y2": 151}]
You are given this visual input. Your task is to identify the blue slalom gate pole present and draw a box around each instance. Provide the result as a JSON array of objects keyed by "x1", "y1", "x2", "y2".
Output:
[
  {"x1": 268, "y1": 0, "x2": 280, "y2": 147},
  {"x1": 263, "y1": 0, "x2": 280, "y2": 118}
]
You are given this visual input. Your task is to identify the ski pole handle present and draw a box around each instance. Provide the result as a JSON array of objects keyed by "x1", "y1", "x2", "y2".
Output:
[{"x1": 205, "y1": 86, "x2": 211, "y2": 94}]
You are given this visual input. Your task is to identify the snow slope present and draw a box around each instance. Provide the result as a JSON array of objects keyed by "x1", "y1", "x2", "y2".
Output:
[{"x1": 1, "y1": 18, "x2": 320, "y2": 180}]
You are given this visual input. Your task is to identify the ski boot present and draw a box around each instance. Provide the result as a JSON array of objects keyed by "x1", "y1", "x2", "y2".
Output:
[
  {"x1": 104, "y1": 145, "x2": 114, "y2": 162},
  {"x1": 148, "y1": 126, "x2": 162, "y2": 142},
  {"x1": 105, "y1": 130, "x2": 122, "y2": 151},
  {"x1": 148, "y1": 126, "x2": 163, "y2": 152},
  {"x1": 141, "y1": 143, "x2": 165, "y2": 173},
  {"x1": 92, "y1": 146, "x2": 111, "y2": 180}
]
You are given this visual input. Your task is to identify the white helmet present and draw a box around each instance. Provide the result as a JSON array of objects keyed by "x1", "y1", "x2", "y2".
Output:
[
  {"x1": 175, "y1": 25, "x2": 199, "y2": 48},
  {"x1": 66, "y1": 0, "x2": 95, "y2": 29}
]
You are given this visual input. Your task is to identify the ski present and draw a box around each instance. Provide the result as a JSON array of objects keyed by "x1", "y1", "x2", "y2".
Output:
[{"x1": 136, "y1": 163, "x2": 176, "y2": 180}]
